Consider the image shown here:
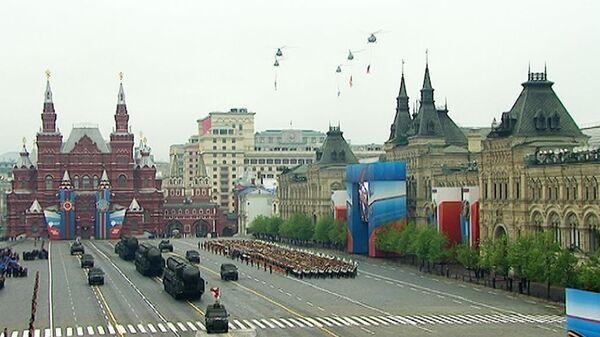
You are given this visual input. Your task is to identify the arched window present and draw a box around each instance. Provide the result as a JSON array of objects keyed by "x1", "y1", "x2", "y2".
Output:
[
  {"x1": 550, "y1": 212, "x2": 561, "y2": 244},
  {"x1": 587, "y1": 214, "x2": 600, "y2": 253},
  {"x1": 567, "y1": 213, "x2": 580, "y2": 249},
  {"x1": 93, "y1": 175, "x2": 99, "y2": 189},
  {"x1": 118, "y1": 175, "x2": 127, "y2": 188},
  {"x1": 82, "y1": 175, "x2": 90, "y2": 189},
  {"x1": 532, "y1": 212, "x2": 544, "y2": 232},
  {"x1": 45, "y1": 175, "x2": 53, "y2": 190},
  {"x1": 73, "y1": 176, "x2": 80, "y2": 189}
]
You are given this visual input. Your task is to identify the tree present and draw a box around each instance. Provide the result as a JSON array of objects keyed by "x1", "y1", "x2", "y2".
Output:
[
  {"x1": 479, "y1": 237, "x2": 508, "y2": 277},
  {"x1": 398, "y1": 223, "x2": 417, "y2": 255},
  {"x1": 266, "y1": 216, "x2": 283, "y2": 239},
  {"x1": 375, "y1": 228, "x2": 401, "y2": 253},
  {"x1": 314, "y1": 215, "x2": 334, "y2": 243},
  {"x1": 329, "y1": 220, "x2": 348, "y2": 248},
  {"x1": 249, "y1": 215, "x2": 269, "y2": 237},
  {"x1": 280, "y1": 213, "x2": 313, "y2": 242},
  {"x1": 411, "y1": 226, "x2": 436, "y2": 271},
  {"x1": 455, "y1": 244, "x2": 480, "y2": 281},
  {"x1": 579, "y1": 250, "x2": 600, "y2": 292}
]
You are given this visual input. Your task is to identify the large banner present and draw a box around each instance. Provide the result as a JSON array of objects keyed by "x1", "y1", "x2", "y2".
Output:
[
  {"x1": 346, "y1": 161, "x2": 407, "y2": 257},
  {"x1": 108, "y1": 209, "x2": 126, "y2": 239},
  {"x1": 566, "y1": 288, "x2": 600, "y2": 337},
  {"x1": 95, "y1": 189, "x2": 111, "y2": 239},
  {"x1": 44, "y1": 210, "x2": 61, "y2": 240}
]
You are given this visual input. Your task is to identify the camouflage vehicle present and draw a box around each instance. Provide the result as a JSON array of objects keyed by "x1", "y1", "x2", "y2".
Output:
[
  {"x1": 220, "y1": 263, "x2": 238, "y2": 281},
  {"x1": 80, "y1": 254, "x2": 94, "y2": 268},
  {"x1": 205, "y1": 302, "x2": 229, "y2": 334},
  {"x1": 88, "y1": 267, "x2": 104, "y2": 285},
  {"x1": 158, "y1": 239, "x2": 173, "y2": 253},
  {"x1": 163, "y1": 256, "x2": 205, "y2": 300},
  {"x1": 134, "y1": 243, "x2": 164, "y2": 277},
  {"x1": 115, "y1": 236, "x2": 138, "y2": 261},
  {"x1": 70, "y1": 242, "x2": 85, "y2": 255}
]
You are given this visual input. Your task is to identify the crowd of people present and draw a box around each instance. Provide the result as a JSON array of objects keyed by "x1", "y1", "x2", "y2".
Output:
[
  {"x1": 201, "y1": 239, "x2": 358, "y2": 279},
  {"x1": 0, "y1": 247, "x2": 28, "y2": 280}
]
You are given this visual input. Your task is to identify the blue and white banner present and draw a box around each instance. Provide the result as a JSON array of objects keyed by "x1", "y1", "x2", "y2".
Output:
[{"x1": 109, "y1": 209, "x2": 126, "y2": 227}]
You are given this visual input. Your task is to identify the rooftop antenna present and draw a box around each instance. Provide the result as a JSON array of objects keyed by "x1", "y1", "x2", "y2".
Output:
[
  {"x1": 528, "y1": 62, "x2": 531, "y2": 77},
  {"x1": 401, "y1": 58, "x2": 405, "y2": 76},
  {"x1": 45, "y1": 69, "x2": 51, "y2": 80},
  {"x1": 425, "y1": 49, "x2": 429, "y2": 68},
  {"x1": 119, "y1": 71, "x2": 124, "y2": 82},
  {"x1": 544, "y1": 62, "x2": 547, "y2": 78}
]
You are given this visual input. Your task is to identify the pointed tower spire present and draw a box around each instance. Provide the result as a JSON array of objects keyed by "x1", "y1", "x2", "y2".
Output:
[
  {"x1": 41, "y1": 69, "x2": 57, "y2": 133},
  {"x1": 414, "y1": 58, "x2": 444, "y2": 139},
  {"x1": 99, "y1": 169, "x2": 111, "y2": 189},
  {"x1": 114, "y1": 72, "x2": 130, "y2": 133},
  {"x1": 388, "y1": 61, "x2": 411, "y2": 145},
  {"x1": 15, "y1": 139, "x2": 34, "y2": 169},
  {"x1": 59, "y1": 170, "x2": 73, "y2": 189}
]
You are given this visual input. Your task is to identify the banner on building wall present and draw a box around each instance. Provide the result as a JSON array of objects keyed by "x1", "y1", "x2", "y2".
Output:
[
  {"x1": 95, "y1": 189, "x2": 111, "y2": 239},
  {"x1": 108, "y1": 209, "x2": 126, "y2": 239},
  {"x1": 346, "y1": 161, "x2": 407, "y2": 257},
  {"x1": 566, "y1": 288, "x2": 600, "y2": 337},
  {"x1": 44, "y1": 210, "x2": 62, "y2": 240}
]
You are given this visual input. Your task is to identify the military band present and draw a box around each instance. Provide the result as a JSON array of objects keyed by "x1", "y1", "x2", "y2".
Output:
[{"x1": 202, "y1": 239, "x2": 357, "y2": 279}]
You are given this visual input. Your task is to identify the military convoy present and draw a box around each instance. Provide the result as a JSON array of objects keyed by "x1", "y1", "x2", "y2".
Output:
[
  {"x1": 115, "y1": 236, "x2": 139, "y2": 261},
  {"x1": 158, "y1": 239, "x2": 173, "y2": 252},
  {"x1": 134, "y1": 243, "x2": 165, "y2": 276},
  {"x1": 70, "y1": 242, "x2": 85, "y2": 255},
  {"x1": 205, "y1": 302, "x2": 229, "y2": 334},
  {"x1": 88, "y1": 267, "x2": 105, "y2": 285},
  {"x1": 81, "y1": 254, "x2": 94, "y2": 268},
  {"x1": 163, "y1": 256, "x2": 205, "y2": 300}
]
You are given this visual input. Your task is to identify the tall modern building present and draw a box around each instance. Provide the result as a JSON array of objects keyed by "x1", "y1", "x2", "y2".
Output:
[{"x1": 6, "y1": 77, "x2": 164, "y2": 239}]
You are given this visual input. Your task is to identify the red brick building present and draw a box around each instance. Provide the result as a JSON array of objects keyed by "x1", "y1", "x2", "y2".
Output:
[{"x1": 6, "y1": 78, "x2": 164, "y2": 239}]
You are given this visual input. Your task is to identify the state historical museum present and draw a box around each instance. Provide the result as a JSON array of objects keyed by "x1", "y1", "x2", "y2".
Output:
[{"x1": 6, "y1": 78, "x2": 163, "y2": 239}]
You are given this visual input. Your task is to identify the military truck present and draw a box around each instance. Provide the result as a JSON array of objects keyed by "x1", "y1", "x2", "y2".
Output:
[
  {"x1": 88, "y1": 267, "x2": 104, "y2": 285},
  {"x1": 115, "y1": 236, "x2": 138, "y2": 261},
  {"x1": 163, "y1": 256, "x2": 205, "y2": 300},
  {"x1": 80, "y1": 254, "x2": 94, "y2": 268},
  {"x1": 158, "y1": 239, "x2": 173, "y2": 252},
  {"x1": 220, "y1": 263, "x2": 238, "y2": 281},
  {"x1": 205, "y1": 302, "x2": 229, "y2": 334},
  {"x1": 134, "y1": 243, "x2": 164, "y2": 277},
  {"x1": 70, "y1": 242, "x2": 85, "y2": 255}
]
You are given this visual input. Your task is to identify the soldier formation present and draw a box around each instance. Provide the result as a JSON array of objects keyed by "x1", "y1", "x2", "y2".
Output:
[
  {"x1": 0, "y1": 247, "x2": 28, "y2": 278},
  {"x1": 202, "y1": 240, "x2": 358, "y2": 279}
]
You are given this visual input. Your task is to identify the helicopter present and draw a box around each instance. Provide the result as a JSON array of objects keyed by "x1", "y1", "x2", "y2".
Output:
[
  {"x1": 367, "y1": 30, "x2": 382, "y2": 43},
  {"x1": 273, "y1": 59, "x2": 280, "y2": 67},
  {"x1": 347, "y1": 49, "x2": 365, "y2": 61},
  {"x1": 276, "y1": 48, "x2": 283, "y2": 57}
]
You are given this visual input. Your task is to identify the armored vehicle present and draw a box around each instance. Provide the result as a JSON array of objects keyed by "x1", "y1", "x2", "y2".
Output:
[
  {"x1": 80, "y1": 254, "x2": 94, "y2": 268},
  {"x1": 185, "y1": 250, "x2": 200, "y2": 263},
  {"x1": 88, "y1": 267, "x2": 104, "y2": 285},
  {"x1": 163, "y1": 256, "x2": 205, "y2": 300},
  {"x1": 134, "y1": 243, "x2": 165, "y2": 276},
  {"x1": 158, "y1": 239, "x2": 173, "y2": 252},
  {"x1": 205, "y1": 302, "x2": 229, "y2": 334},
  {"x1": 115, "y1": 236, "x2": 138, "y2": 261},
  {"x1": 220, "y1": 263, "x2": 238, "y2": 281},
  {"x1": 70, "y1": 242, "x2": 85, "y2": 255}
]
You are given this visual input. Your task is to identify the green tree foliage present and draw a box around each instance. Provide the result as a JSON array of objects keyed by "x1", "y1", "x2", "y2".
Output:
[
  {"x1": 579, "y1": 250, "x2": 600, "y2": 292},
  {"x1": 266, "y1": 216, "x2": 283, "y2": 238},
  {"x1": 427, "y1": 230, "x2": 450, "y2": 265},
  {"x1": 479, "y1": 236, "x2": 508, "y2": 276},
  {"x1": 314, "y1": 215, "x2": 334, "y2": 242},
  {"x1": 329, "y1": 220, "x2": 348, "y2": 246},
  {"x1": 375, "y1": 228, "x2": 401, "y2": 253},
  {"x1": 249, "y1": 215, "x2": 269, "y2": 236},
  {"x1": 454, "y1": 244, "x2": 480, "y2": 271},
  {"x1": 279, "y1": 213, "x2": 314, "y2": 241}
]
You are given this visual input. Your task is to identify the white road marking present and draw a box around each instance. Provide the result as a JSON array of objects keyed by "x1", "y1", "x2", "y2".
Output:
[
  {"x1": 76, "y1": 327, "x2": 84, "y2": 336},
  {"x1": 65, "y1": 328, "x2": 72, "y2": 337},
  {"x1": 96, "y1": 326, "x2": 105, "y2": 335},
  {"x1": 269, "y1": 319, "x2": 286, "y2": 328},
  {"x1": 44, "y1": 329, "x2": 51, "y2": 337},
  {"x1": 314, "y1": 317, "x2": 334, "y2": 327},
  {"x1": 329, "y1": 316, "x2": 350, "y2": 326},
  {"x1": 369, "y1": 316, "x2": 391, "y2": 325},
  {"x1": 287, "y1": 318, "x2": 305, "y2": 327},
  {"x1": 277, "y1": 318, "x2": 296, "y2": 328},
  {"x1": 106, "y1": 325, "x2": 115, "y2": 335},
  {"x1": 186, "y1": 322, "x2": 198, "y2": 331},
  {"x1": 126, "y1": 324, "x2": 136, "y2": 334},
  {"x1": 260, "y1": 319, "x2": 276, "y2": 328},
  {"x1": 350, "y1": 316, "x2": 371, "y2": 326},
  {"x1": 147, "y1": 324, "x2": 157, "y2": 333},
  {"x1": 136, "y1": 324, "x2": 147, "y2": 333},
  {"x1": 242, "y1": 320, "x2": 256, "y2": 330},
  {"x1": 176, "y1": 322, "x2": 187, "y2": 332},
  {"x1": 233, "y1": 320, "x2": 247, "y2": 330},
  {"x1": 195, "y1": 322, "x2": 206, "y2": 331},
  {"x1": 166, "y1": 322, "x2": 177, "y2": 332},
  {"x1": 228, "y1": 323, "x2": 236, "y2": 330},
  {"x1": 157, "y1": 323, "x2": 167, "y2": 333},
  {"x1": 317, "y1": 306, "x2": 325, "y2": 311},
  {"x1": 54, "y1": 328, "x2": 62, "y2": 337},
  {"x1": 306, "y1": 301, "x2": 314, "y2": 306},
  {"x1": 303, "y1": 317, "x2": 323, "y2": 328},
  {"x1": 251, "y1": 319, "x2": 266, "y2": 329},
  {"x1": 86, "y1": 326, "x2": 94, "y2": 335}
]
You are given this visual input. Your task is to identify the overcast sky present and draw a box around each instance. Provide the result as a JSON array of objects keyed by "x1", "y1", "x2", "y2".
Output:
[{"x1": 0, "y1": 0, "x2": 598, "y2": 161}]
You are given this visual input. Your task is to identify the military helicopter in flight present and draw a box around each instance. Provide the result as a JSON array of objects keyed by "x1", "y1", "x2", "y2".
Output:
[
  {"x1": 367, "y1": 31, "x2": 380, "y2": 43},
  {"x1": 347, "y1": 49, "x2": 365, "y2": 61}
]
